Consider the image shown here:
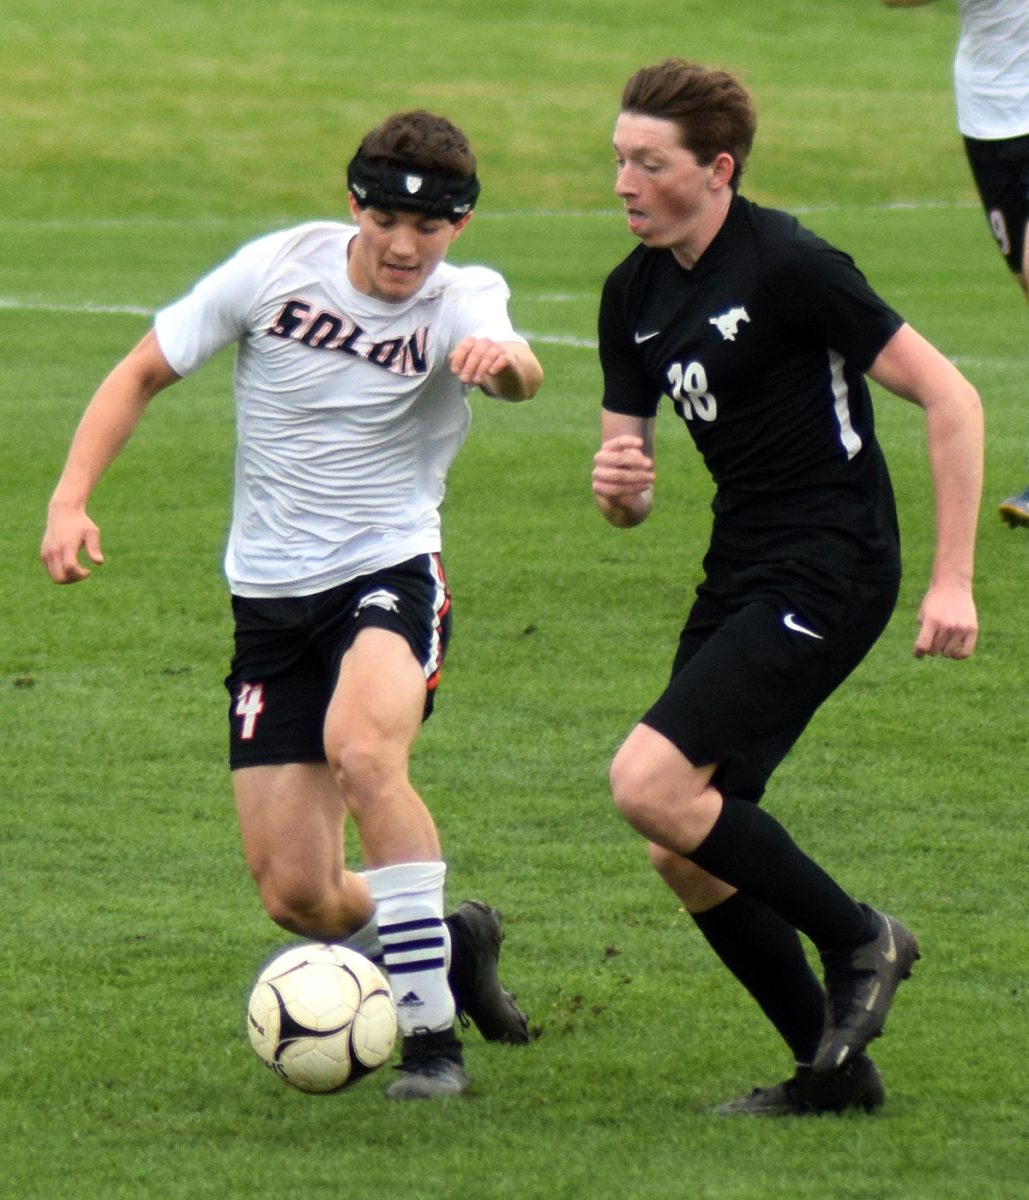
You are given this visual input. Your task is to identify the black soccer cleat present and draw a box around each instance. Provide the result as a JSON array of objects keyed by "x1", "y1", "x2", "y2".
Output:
[
  {"x1": 814, "y1": 909, "x2": 921, "y2": 1074},
  {"x1": 384, "y1": 1028, "x2": 470, "y2": 1101},
  {"x1": 444, "y1": 900, "x2": 530, "y2": 1044},
  {"x1": 714, "y1": 1054, "x2": 886, "y2": 1117}
]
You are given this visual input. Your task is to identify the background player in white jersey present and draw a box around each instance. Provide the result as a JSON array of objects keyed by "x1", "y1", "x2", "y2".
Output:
[
  {"x1": 592, "y1": 60, "x2": 982, "y2": 1115},
  {"x1": 884, "y1": 0, "x2": 1029, "y2": 526},
  {"x1": 41, "y1": 109, "x2": 543, "y2": 1100}
]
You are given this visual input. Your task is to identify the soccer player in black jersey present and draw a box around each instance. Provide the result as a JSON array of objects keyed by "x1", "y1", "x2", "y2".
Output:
[{"x1": 592, "y1": 59, "x2": 983, "y2": 1115}]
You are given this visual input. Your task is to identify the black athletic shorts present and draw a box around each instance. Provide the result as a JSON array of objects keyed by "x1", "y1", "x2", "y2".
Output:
[
  {"x1": 963, "y1": 133, "x2": 1029, "y2": 275},
  {"x1": 225, "y1": 554, "x2": 451, "y2": 769},
  {"x1": 641, "y1": 557, "x2": 900, "y2": 803}
]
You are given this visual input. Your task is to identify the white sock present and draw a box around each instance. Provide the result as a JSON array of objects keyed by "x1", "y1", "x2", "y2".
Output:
[
  {"x1": 344, "y1": 892, "x2": 453, "y2": 971},
  {"x1": 363, "y1": 861, "x2": 455, "y2": 1036}
]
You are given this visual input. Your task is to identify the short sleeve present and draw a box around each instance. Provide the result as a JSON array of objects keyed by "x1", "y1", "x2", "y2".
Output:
[
  {"x1": 598, "y1": 267, "x2": 660, "y2": 417},
  {"x1": 445, "y1": 266, "x2": 526, "y2": 347},
  {"x1": 154, "y1": 237, "x2": 270, "y2": 376},
  {"x1": 780, "y1": 234, "x2": 904, "y2": 373}
]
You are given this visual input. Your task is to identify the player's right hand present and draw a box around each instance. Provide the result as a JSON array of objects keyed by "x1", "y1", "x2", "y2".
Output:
[
  {"x1": 40, "y1": 508, "x2": 105, "y2": 584},
  {"x1": 591, "y1": 434, "x2": 655, "y2": 499}
]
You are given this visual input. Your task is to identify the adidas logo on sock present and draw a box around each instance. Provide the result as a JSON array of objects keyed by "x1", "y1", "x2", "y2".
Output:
[{"x1": 398, "y1": 990, "x2": 424, "y2": 1008}]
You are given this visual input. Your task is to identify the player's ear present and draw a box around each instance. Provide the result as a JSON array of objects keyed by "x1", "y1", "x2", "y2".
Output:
[
  {"x1": 347, "y1": 193, "x2": 363, "y2": 222},
  {"x1": 709, "y1": 152, "x2": 736, "y2": 190}
]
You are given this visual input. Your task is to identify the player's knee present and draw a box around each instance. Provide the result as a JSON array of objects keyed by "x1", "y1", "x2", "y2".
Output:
[
  {"x1": 264, "y1": 888, "x2": 340, "y2": 936},
  {"x1": 611, "y1": 737, "x2": 713, "y2": 843},
  {"x1": 327, "y1": 735, "x2": 393, "y2": 806},
  {"x1": 252, "y1": 864, "x2": 327, "y2": 934},
  {"x1": 263, "y1": 888, "x2": 311, "y2": 934},
  {"x1": 609, "y1": 744, "x2": 656, "y2": 830},
  {"x1": 257, "y1": 864, "x2": 374, "y2": 938}
]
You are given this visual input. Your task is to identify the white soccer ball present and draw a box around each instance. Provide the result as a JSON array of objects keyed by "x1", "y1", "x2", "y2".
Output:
[{"x1": 247, "y1": 943, "x2": 397, "y2": 1093}]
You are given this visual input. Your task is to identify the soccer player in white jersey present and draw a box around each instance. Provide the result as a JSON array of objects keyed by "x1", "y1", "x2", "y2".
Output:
[
  {"x1": 884, "y1": 0, "x2": 1029, "y2": 526},
  {"x1": 41, "y1": 110, "x2": 543, "y2": 1100},
  {"x1": 593, "y1": 60, "x2": 981, "y2": 1115}
]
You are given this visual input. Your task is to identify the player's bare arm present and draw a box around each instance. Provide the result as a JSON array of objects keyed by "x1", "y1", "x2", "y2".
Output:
[
  {"x1": 592, "y1": 411, "x2": 656, "y2": 528},
  {"x1": 449, "y1": 336, "x2": 543, "y2": 400},
  {"x1": 868, "y1": 322, "x2": 983, "y2": 660},
  {"x1": 41, "y1": 329, "x2": 180, "y2": 584}
]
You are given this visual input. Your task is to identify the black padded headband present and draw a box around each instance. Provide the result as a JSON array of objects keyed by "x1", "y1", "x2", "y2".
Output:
[{"x1": 347, "y1": 153, "x2": 480, "y2": 222}]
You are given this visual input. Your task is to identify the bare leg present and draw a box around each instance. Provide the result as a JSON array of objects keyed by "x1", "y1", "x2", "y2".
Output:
[{"x1": 234, "y1": 760, "x2": 375, "y2": 939}]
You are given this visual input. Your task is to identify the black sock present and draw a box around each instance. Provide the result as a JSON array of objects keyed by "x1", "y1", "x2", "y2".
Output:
[
  {"x1": 692, "y1": 890, "x2": 825, "y2": 1064},
  {"x1": 686, "y1": 796, "x2": 876, "y2": 954},
  {"x1": 690, "y1": 892, "x2": 825, "y2": 1060}
]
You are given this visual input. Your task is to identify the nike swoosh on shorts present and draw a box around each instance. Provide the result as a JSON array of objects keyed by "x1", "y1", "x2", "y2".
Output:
[{"x1": 782, "y1": 611, "x2": 824, "y2": 640}]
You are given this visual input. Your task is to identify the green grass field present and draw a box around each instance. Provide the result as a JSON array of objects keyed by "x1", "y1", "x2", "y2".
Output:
[{"x1": 2, "y1": 1, "x2": 1026, "y2": 1197}]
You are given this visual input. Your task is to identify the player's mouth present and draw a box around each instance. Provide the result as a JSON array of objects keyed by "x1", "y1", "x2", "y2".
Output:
[
  {"x1": 625, "y1": 208, "x2": 646, "y2": 235},
  {"x1": 379, "y1": 262, "x2": 422, "y2": 291}
]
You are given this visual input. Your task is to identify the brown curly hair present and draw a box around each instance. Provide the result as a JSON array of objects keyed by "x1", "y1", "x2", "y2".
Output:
[{"x1": 354, "y1": 110, "x2": 477, "y2": 179}]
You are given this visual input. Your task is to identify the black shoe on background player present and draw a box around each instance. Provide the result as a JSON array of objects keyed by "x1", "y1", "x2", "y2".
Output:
[
  {"x1": 714, "y1": 1054, "x2": 886, "y2": 1116},
  {"x1": 445, "y1": 900, "x2": 530, "y2": 1044}
]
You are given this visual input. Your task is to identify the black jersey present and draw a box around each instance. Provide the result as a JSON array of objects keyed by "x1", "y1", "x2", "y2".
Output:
[{"x1": 599, "y1": 195, "x2": 904, "y2": 579}]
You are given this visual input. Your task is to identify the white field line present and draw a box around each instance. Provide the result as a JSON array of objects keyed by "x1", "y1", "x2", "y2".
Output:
[
  {"x1": 1, "y1": 297, "x2": 1014, "y2": 373},
  {"x1": 522, "y1": 331, "x2": 598, "y2": 349},
  {"x1": 0, "y1": 297, "x2": 152, "y2": 317},
  {"x1": 0, "y1": 294, "x2": 600, "y2": 349},
  {"x1": 0, "y1": 298, "x2": 1018, "y2": 372}
]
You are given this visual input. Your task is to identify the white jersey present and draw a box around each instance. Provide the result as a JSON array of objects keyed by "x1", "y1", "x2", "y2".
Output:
[
  {"x1": 954, "y1": 0, "x2": 1029, "y2": 139},
  {"x1": 154, "y1": 222, "x2": 525, "y2": 598}
]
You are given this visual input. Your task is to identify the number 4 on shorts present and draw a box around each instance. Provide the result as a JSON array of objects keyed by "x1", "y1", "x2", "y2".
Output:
[{"x1": 235, "y1": 682, "x2": 265, "y2": 740}]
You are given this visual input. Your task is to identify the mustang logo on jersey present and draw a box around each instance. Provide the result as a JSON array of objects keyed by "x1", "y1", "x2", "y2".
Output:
[
  {"x1": 267, "y1": 297, "x2": 430, "y2": 377},
  {"x1": 708, "y1": 305, "x2": 751, "y2": 342}
]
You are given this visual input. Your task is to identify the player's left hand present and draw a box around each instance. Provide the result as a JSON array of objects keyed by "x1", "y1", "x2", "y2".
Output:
[
  {"x1": 913, "y1": 582, "x2": 978, "y2": 660},
  {"x1": 449, "y1": 337, "x2": 512, "y2": 388}
]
